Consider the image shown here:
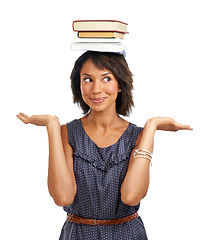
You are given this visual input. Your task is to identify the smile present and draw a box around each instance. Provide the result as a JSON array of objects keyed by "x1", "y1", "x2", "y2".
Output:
[{"x1": 90, "y1": 97, "x2": 107, "y2": 104}]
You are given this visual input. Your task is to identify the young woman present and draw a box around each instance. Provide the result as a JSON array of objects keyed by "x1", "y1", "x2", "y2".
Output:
[{"x1": 16, "y1": 51, "x2": 192, "y2": 239}]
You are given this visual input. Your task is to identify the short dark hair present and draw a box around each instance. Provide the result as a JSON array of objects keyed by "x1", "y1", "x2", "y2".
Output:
[{"x1": 70, "y1": 51, "x2": 134, "y2": 116}]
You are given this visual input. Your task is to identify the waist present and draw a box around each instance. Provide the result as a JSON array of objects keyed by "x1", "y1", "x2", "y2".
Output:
[{"x1": 67, "y1": 212, "x2": 138, "y2": 225}]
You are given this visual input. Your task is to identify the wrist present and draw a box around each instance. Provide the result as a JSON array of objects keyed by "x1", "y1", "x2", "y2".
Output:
[
  {"x1": 144, "y1": 118, "x2": 157, "y2": 133},
  {"x1": 46, "y1": 118, "x2": 60, "y2": 130}
]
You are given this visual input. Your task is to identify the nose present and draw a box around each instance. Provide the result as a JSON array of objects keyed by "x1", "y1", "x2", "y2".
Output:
[{"x1": 92, "y1": 80, "x2": 102, "y2": 95}]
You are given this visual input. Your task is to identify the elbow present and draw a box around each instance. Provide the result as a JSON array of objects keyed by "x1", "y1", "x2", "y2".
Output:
[
  {"x1": 121, "y1": 190, "x2": 147, "y2": 206},
  {"x1": 52, "y1": 187, "x2": 77, "y2": 207},
  {"x1": 121, "y1": 194, "x2": 141, "y2": 206},
  {"x1": 54, "y1": 196, "x2": 75, "y2": 207},
  {"x1": 53, "y1": 191, "x2": 75, "y2": 207}
]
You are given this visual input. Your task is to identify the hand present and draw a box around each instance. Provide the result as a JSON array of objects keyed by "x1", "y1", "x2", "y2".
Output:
[
  {"x1": 16, "y1": 112, "x2": 60, "y2": 127},
  {"x1": 147, "y1": 117, "x2": 193, "y2": 132}
]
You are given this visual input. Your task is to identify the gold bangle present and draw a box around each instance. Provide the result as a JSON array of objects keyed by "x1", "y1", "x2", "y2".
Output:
[
  {"x1": 133, "y1": 149, "x2": 152, "y2": 158},
  {"x1": 133, "y1": 155, "x2": 152, "y2": 166}
]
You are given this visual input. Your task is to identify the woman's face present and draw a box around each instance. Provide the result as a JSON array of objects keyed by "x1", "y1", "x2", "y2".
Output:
[{"x1": 80, "y1": 59, "x2": 121, "y2": 113}]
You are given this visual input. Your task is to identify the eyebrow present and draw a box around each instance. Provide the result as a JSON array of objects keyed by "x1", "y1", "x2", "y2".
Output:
[
  {"x1": 81, "y1": 74, "x2": 92, "y2": 77},
  {"x1": 102, "y1": 72, "x2": 112, "y2": 76},
  {"x1": 81, "y1": 72, "x2": 112, "y2": 77}
]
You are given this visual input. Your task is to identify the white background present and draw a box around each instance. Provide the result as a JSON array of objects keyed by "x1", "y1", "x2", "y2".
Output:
[{"x1": 1, "y1": 0, "x2": 206, "y2": 239}]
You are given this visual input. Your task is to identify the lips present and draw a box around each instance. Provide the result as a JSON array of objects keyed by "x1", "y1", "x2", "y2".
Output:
[{"x1": 90, "y1": 97, "x2": 107, "y2": 104}]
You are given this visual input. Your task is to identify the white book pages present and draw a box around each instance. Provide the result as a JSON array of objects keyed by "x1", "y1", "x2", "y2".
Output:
[
  {"x1": 71, "y1": 42, "x2": 126, "y2": 53},
  {"x1": 72, "y1": 38, "x2": 124, "y2": 43}
]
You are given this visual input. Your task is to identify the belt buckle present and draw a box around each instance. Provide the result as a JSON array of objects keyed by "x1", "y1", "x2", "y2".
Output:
[{"x1": 67, "y1": 214, "x2": 73, "y2": 220}]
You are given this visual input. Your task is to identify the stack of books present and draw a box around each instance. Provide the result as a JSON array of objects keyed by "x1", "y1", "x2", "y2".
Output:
[{"x1": 71, "y1": 20, "x2": 128, "y2": 55}]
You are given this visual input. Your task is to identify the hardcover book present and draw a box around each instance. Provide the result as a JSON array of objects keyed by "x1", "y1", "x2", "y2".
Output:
[
  {"x1": 71, "y1": 42, "x2": 126, "y2": 55},
  {"x1": 73, "y1": 20, "x2": 128, "y2": 34},
  {"x1": 78, "y1": 31, "x2": 125, "y2": 39}
]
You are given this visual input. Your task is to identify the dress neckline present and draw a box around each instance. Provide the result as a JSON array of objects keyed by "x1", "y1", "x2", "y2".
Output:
[{"x1": 78, "y1": 118, "x2": 131, "y2": 150}]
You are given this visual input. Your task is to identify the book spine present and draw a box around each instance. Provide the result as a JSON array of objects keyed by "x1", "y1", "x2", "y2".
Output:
[
  {"x1": 74, "y1": 29, "x2": 128, "y2": 34},
  {"x1": 73, "y1": 20, "x2": 128, "y2": 25}
]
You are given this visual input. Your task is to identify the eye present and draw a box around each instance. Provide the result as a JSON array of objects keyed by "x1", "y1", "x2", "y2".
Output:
[
  {"x1": 102, "y1": 77, "x2": 111, "y2": 82},
  {"x1": 83, "y1": 78, "x2": 92, "y2": 83}
]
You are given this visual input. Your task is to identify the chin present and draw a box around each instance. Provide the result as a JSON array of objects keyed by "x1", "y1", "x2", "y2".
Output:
[
  {"x1": 91, "y1": 104, "x2": 117, "y2": 114},
  {"x1": 90, "y1": 106, "x2": 106, "y2": 112}
]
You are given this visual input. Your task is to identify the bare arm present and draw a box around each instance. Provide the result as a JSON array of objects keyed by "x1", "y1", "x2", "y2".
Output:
[
  {"x1": 121, "y1": 120, "x2": 155, "y2": 206},
  {"x1": 121, "y1": 117, "x2": 192, "y2": 206},
  {"x1": 47, "y1": 122, "x2": 77, "y2": 207},
  {"x1": 16, "y1": 113, "x2": 77, "y2": 207}
]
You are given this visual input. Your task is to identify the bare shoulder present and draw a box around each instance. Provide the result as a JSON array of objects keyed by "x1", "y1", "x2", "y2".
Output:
[
  {"x1": 60, "y1": 124, "x2": 73, "y2": 152},
  {"x1": 60, "y1": 124, "x2": 74, "y2": 172},
  {"x1": 135, "y1": 127, "x2": 144, "y2": 147},
  {"x1": 60, "y1": 124, "x2": 68, "y2": 139}
]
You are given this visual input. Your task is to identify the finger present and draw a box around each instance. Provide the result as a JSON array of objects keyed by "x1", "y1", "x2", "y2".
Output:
[
  {"x1": 185, "y1": 125, "x2": 193, "y2": 131},
  {"x1": 182, "y1": 124, "x2": 193, "y2": 130},
  {"x1": 19, "y1": 112, "x2": 29, "y2": 119},
  {"x1": 53, "y1": 115, "x2": 59, "y2": 119},
  {"x1": 16, "y1": 114, "x2": 27, "y2": 123},
  {"x1": 177, "y1": 123, "x2": 193, "y2": 131},
  {"x1": 16, "y1": 113, "x2": 29, "y2": 124}
]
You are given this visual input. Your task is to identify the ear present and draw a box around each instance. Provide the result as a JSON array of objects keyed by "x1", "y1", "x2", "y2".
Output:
[{"x1": 118, "y1": 85, "x2": 121, "y2": 92}]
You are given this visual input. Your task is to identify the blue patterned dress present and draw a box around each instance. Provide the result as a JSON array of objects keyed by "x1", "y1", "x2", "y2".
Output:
[{"x1": 59, "y1": 119, "x2": 148, "y2": 240}]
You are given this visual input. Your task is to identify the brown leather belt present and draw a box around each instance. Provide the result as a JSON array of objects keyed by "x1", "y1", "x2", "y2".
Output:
[{"x1": 67, "y1": 212, "x2": 138, "y2": 225}]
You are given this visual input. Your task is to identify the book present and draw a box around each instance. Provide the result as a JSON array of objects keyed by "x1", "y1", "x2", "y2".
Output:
[
  {"x1": 71, "y1": 41, "x2": 126, "y2": 55},
  {"x1": 73, "y1": 37, "x2": 124, "y2": 43},
  {"x1": 77, "y1": 31, "x2": 125, "y2": 39},
  {"x1": 73, "y1": 20, "x2": 128, "y2": 34},
  {"x1": 71, "y1": 20, "x2": 128, "y2": 56}
]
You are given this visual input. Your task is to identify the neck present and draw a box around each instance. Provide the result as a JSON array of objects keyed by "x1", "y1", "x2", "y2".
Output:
[{"x1": 85, "y1": 109, "x2": 121, "y2": 130}]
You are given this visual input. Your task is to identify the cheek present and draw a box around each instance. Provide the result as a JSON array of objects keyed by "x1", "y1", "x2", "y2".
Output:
[
  {"x1": 106, "y1": 85, "x2": 119, "y2": 95},
  {"x1": 80, "y1": 83, "x2": 88, "y2": 96},
  {"x1": 80, "y1": 84, "x2": 91, "y2": 104}
]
